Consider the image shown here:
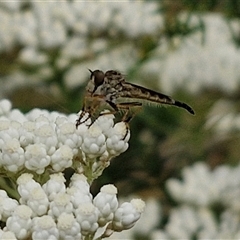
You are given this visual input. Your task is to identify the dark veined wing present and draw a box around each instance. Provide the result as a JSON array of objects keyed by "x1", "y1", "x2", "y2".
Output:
[{"x1": 119, "y1": 82, "x2": 195, "y2": 115}]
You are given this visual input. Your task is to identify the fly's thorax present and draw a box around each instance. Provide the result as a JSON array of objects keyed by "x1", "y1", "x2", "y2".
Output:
[{"x1": 102, "y1": 78, "x2": 125, "y2": 103}]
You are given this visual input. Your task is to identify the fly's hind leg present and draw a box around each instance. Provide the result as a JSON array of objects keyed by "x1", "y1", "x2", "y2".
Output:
[
  {"x1": 94, "y1": 100, "x2": 119, "y2": 118},
  {"x1": 117, "y1": 102, "x2": 142, "y2": 122},
  {"x1": 116, "y1": 102, "x2": 142, "y2": 139}
]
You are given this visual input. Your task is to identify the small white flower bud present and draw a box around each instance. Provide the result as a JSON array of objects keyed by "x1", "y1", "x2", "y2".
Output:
[
  {"x1": 55, "y1": 116, "x2": 68, "y2": 125},
  {"x1": 75, "y1": 202, "x2": 99, "y2": 236},
  {"x1": 26, "y1": 109, "x2": 47, "y2": 121},
  {"x1": 81, "y1": 125, "x2": 106, "y2": 158},
  {"x1": 6, "y1": 205, "x2": 32, "y2": 239},
  {"x1": 106, "y1": 122, "x2": 129, "y2": 157},
  {"x1": 25, "y1": 143, "x2": 51, "y2": 174},
  {"x1": 27, "y1": 187, "x2": 49, "y2": 217},
  {"x1": 17, "y1": 174, "x2": 41, "y2": 203},
  {"x1": 1, "y1": 138, "x2": 25, "y2": 172},
  {"x1": 56, "y1": 121, "x2": 82, "y2": 150},
  {"x1": 8, "y1": 110, "x2": 26, "y2": 123},
  {"x1": 69, "y1": 174, "x2": 89, "y2": 193},
  {"x1": 0, "y1": 195, "x2": 18, "y2": 221},
  {"x1": 50, "y1": 145, "x2": 73, "y2": 172},
  {"x1": 0, "y1": 99, "x2": 12, "y2": 115},
  {"x1": 35, "y1": 124, "x2": 58, "y2": 151},
  {"x1": 19, "y1": 121, "x2": 36, "y2": 147},
  {"x1": 113, "y1": 198, "x2": 145, "y2": 231},
  {"x1": 94, "y1": 112, "x2": 115, "y2": 135},
  {"x1": 93, "y1": 184, "x2": 118, "y2": 226},
  {"x1": 48, "y1": 193, "x2": 73, "y2": 219},
  {"x1": 42, "y1": 173, "x2": 66, "y2": 201},
  {"x1": 57, "y1": 213, "x2": 81, "y2": 239},
  {"x1": 1, "y1": 122, "x2": 20, "y2": 140},
  {"x1": 35, "y1": 115, "x2": 50, "y2": 125},
  {"x1": 67, "y1": 187, "x2": 92, "y2": 208},
  {"x1": 32, "y1": 215, "x2": 59, "y2": 240}
]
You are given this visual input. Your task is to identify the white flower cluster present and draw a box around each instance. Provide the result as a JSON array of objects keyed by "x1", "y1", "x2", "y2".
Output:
[
  {"x1": 151, "y1": 205, "x2": 240, "y2": 239},
  {"x1": 0, "y1": 172, "x2": 145, "y2": 240},
  {"x1": 205, "y1": 99, "x2": 240, "y2": 135},
  {"x1": 1, "y1": 2, "x2": 239, "y2": 100},
  {"x1": 91, "y1": 161, "x2": 240, "y2": 240},
  {"x1": 0, "y1": 99, "x2": 129, "y2": 180},
  {"x1": 167, "y1": 162, "x2": 240, "y2": 209},
  {"x1": 0, "y1": 1, "x2": 161, "y2": 51},
  {"x1": 0, "y1": 1, "x2": 162, "y2": 95},
  {"x1": 153, "y1": 162, "x2": 240, "y2": 239},
  {"x1": 0, "y1": 98, "x2": 145, "y2": 239},
  {"x1": 140, "y1": 13, "x2": 240, "y2": 94}
]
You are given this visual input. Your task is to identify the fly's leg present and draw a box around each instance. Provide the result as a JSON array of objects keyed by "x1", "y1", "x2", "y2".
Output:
[
  {"x1": 76, "y1": 113, "x2": 91, "y2": 127},
  {"x1": 76, "y1": 103, "x2": 100, "y2": 128},
  {"x1": 76, "y1": 103, "x2": 90, "y2": 128},
  {"x1": 106, "y1": 100, "x2": 119, "y2": 112},
  {"x1": 76, "y1": 95, "x2": 104, "y2": 128},
  {"x1": 117, "y1": 102, "x2": 142, "y2": 122},
  {"x1": 77, "y1": 106, "x2": 101, "y2": 128},
  {"x1": 87, "y1": 100, "x2": 119, "y2": 127},
  {"x1": 76, "y1": 100, "x2": 117, "y2": 129},
  {"x1": 88, "y1": 110, "x2": 117, "y2": 127},
  {"x1": 115, "y1": 102, "x2": 142, "y2": 139}
]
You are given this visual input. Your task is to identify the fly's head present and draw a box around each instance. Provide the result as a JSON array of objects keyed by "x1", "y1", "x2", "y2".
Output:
[{"x1": 86, "y1": 69, "x2": 105, "y2": 96}]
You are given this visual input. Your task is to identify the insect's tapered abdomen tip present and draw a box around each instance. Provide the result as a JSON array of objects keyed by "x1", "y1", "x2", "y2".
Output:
[
  {"x1": 175, "y1": 100, "x2": 195, "y2": 115},
  {"x1": 187, "y1": 107, "x2": 195, "y2": 115}
]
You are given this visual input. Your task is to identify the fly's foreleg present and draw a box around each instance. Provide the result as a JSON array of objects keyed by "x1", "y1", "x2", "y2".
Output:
[
  {"x1": 76, "y1": 103, "x2": 90, "y2": 128},
  {"x1": 76, "y1": 95, "x2": 104, "y2": 128}
]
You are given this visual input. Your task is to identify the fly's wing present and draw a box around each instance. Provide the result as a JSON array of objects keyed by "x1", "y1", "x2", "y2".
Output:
[{"x1": 118, "y1": 82, "x2": 195, "y2": 115}]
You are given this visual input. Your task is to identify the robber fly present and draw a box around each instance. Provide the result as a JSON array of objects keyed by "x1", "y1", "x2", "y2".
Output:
[{"x1": 76, "y1": 69, "x2": 194, "y2": 128}]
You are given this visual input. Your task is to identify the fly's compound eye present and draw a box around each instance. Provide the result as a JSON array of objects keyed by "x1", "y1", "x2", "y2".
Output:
[
  {"x1": 89, "y1": 69, "x2": 105, "y2": 94},
  {"x1": 89, "y1": 70, "x2": 104, "y2": 87}
]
